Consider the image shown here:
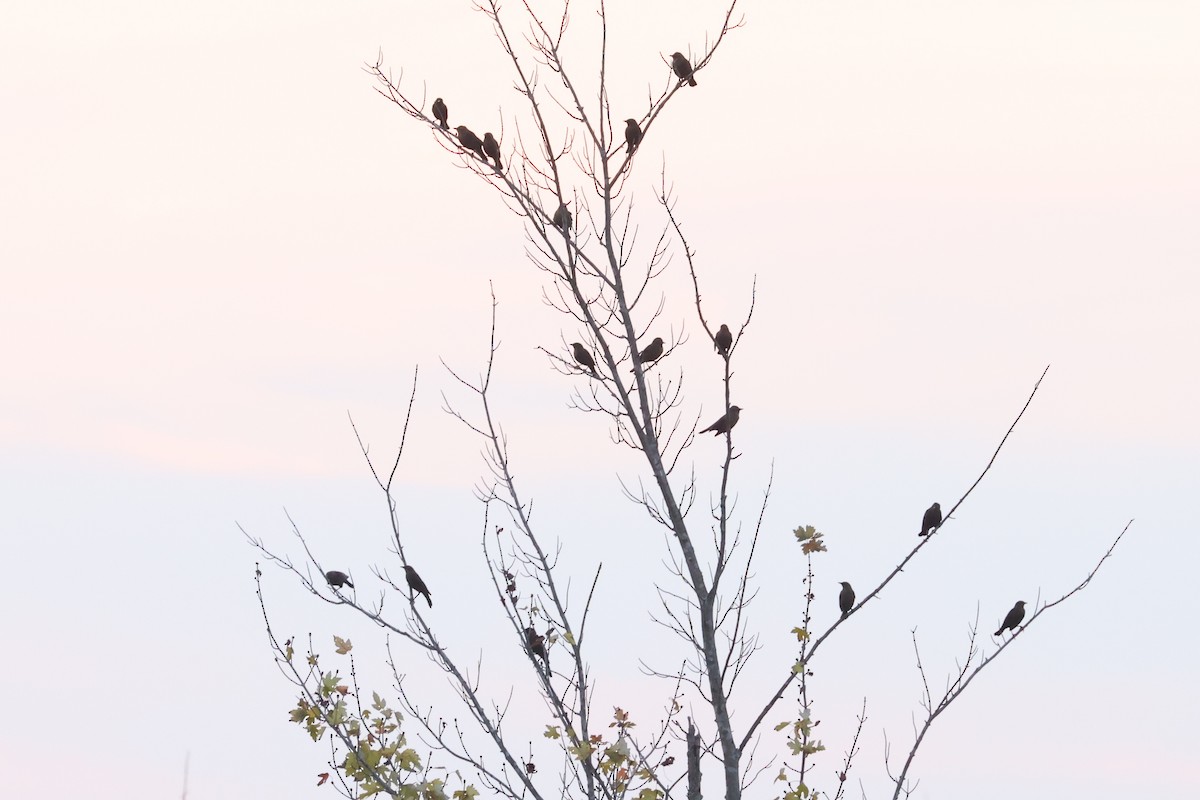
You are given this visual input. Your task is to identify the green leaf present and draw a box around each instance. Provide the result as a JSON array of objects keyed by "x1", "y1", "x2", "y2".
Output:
[
  {"x1": 397, "y1": 747, "x2": 422, "y2": 772},
  {"x1": 328, "y1": 700, "x2": 348, "y2": 727},
  {"x1": 568, "y1": 741, "x2": 595, "y2": 762}
]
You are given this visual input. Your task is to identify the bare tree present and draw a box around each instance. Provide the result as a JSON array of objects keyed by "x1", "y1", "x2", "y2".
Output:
[{"x1": 244, "y1": 3, "x2": 1129, "y2": 799}]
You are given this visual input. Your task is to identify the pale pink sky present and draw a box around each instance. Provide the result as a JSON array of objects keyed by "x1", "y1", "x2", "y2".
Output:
[{"x1": 2, "y1": 2, "x2": 1197, "y2": 798}]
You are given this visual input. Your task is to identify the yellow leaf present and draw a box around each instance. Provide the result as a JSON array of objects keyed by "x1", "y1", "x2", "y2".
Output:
[{"x1": 334, "y1": 635, "x2": 352, "y2": 654}]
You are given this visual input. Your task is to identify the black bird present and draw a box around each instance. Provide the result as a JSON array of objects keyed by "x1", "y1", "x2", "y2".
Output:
[
  {"x1": 838, "y1": 582, "x2": 855, "y2": 619},
  {"x1": 699, "y1": 405, "x2": 741, "y2": 436},
  {"x1": 714, "y1": 324, "x2": 732, "y2": 357},
  {"x1": 455, "y1": 125, "x2": 486, "y2": 161},
  {"x1": 671, "y1": 52, "x2": 697, "y2": 87},
  {"x1": 994, "y1": 600, "x2": 1026, "y2": 637},
  {"x1": 403, "y1": 565, "x2": 433, "y2": 607},
  {"x1": 624, "y1": 118, "x2": 643, "y2": 154},
  {"x1": 482, "y1": 132, "x2": 502, "y2": 170},
  {"x1": 918, "y1": 502, "x2": 942, "y2": 537},
  {"x1": 431, "y1": 97, "x2": 449, "y2": 130},
  {"x1": 525, "y1": 625, "x2": 549, "y2": 667},
  {"x1": 570, "y1": 342, "x2": 597, "y2": 377},
  {"x1": 325, "y1": 571, "x2": 354, "y2": 590},
  {"x1": 631, "y1": 337, "x2": 664, "y2": 371},
  {"x1": 552, "y1": 203, "x2": 572, "y2": 233}
]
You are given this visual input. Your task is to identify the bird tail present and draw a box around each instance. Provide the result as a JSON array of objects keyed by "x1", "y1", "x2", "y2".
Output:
[
  {"x1": 993, "y1": 628, "x2": 1002, "y2": 636},
  {"x1": 440, "y1": 120, "x2": 448, "y2": 130},
  {"x1": 346, "y1": 579, "x2": 355, "y2": 589},
  {"x1": 688, "y1": 76, "x2": 697, "y2": 87},
  {"x1": 425, "y1": 594, "x2": 433, "y2": 608}
]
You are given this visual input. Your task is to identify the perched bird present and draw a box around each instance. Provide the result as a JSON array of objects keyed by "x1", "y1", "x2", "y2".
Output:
[
  {"x1": 838, "y1": 582, "x2": 855, "y2": 619},
  {"x1": 671, "y1": 52, "x2": 697, "y2": 87},
  {"x1": 482, "y1": 132, "x2": 502, "y2": 170},
  {"x1": 525, "y1": 625, "x2": 549, "y2": 667},
  {"x1": 431, "y1": 97, "x2": 449, "y2": 130},
  {"x1": 571, "y1": 342, "x2": 597, "y2": 377},
  {"x1": 325, "y1": 571, "x2": 354, "y2": 590},
  {"x1": 994, "y1": 600, "x2": 1026, "y2": 637},
  {"x1": 630, "y1": 337, "x2": 665, "y2": 371},
  {"x1": 552, "y1": 203, "x2": 572, "y2": 233},
  {"x1": 624, "y1": 118, "x2": 643, "y2": 155},
  {"x1": 403, "y1": 564, "x2": 433, "y2": 607},
  {"x1": 699, "y1": 405, "x2": 741, "y2": 435},
  {"x1": 918, "y1": 502, "x2": 942, "y2": 537},
  {"x1": 714, "y1": 324, "x2": 732, "y2": 357},
  {"x1": 454, "y1": 125, "x2": 486, "y2": 161}
]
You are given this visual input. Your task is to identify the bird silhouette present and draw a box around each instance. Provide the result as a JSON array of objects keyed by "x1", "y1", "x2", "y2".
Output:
[
  {"x1": 483, "y1": 132, "x2": 502, "y2": 170},
  {"x1": 552, "y1": 203, "x2": 572, "y2": 233},
  {"x1": 570, "y1": 342, "x2": 597, "y2": 377},
  {"x1": 714, "y1": 324, "x2": 732, "y2": 357},
  {"x1": 454, "y1": 125, "x2": 486, "y2": 161},
  {"x1": 525, "y1": 625, "x2": 549, "y2": 667},
  {"x1": 624, "y1": 119, "x2": 643, "y2": 154},
  {"x1": 838, "y1": 582, "x2": 855, "y2": 619},
  {"x1": 700, "y1": 405, "x2": 741, "y2": 435},
  {"x1": 918, "y1": 502, "x2": 942, "y2": 537},
  {"x1": 994, "y1": 601, "x2": 1026, "y2": 636},
  {"x1": 404, "y1": 565, "x2": 432, "y2": 607},
  {"x1": 631, "y1": 337, "x2": 664, "y2": 371},
  {"x1": 431, "y1": 97, "x2": 449, "y2": 130},
  {"x1": 325, "y1": 571, "x2": 354, "y2": 590},
  {"x1": 671, "y1": 52, "x2": 697, "y2": 86}
]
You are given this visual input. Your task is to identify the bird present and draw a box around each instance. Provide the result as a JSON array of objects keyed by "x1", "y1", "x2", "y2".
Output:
[
  {"x1": 918, "y1": 502, "x2": 942, "y2": 537},
  {"x1": 552, "y1": 203, "x2": 572, "y2": 233},
  {"x1": 325, "y1": 571, "x2": 354, "y2": 590},
  {"x1": 714, "y1": 324, "x2": 732, "y2": 357},
  {"x1": 838, "y1": 582, "x2": 855, "y2": 619},
  {"x1": 671, "y1": 52, "x2": 697, "y2": 87},
  {"x1": 994, "y1": 600, "x2": 1026, "y2": 637},
  {"x1": 482, "y1": 132, "x2": 502, "y2": 170},
  {"x1": 624, "y1": 119, "x2": 643, "y2": 154},
  {"x1": 571, "y1": 342, "x2": 597, "y2": 377},
  {"x1": 699, "y1": 405, "x2": 741, "y2": 435},
  {"x1": 454, "y1": 125, "x2": 486, "y2": 161},
  {"x1": 403, "y1": 564, "x2": 433, "y2": 607},
  {"x1": 525, "y1": 625, "x2": 549, "y2": 667},
  {"x1": 630, "y1": 337, "x2": 664, "y2": 371},
  {"x1": 431, "y1": 97, "x2": 449, "y2": 130}
]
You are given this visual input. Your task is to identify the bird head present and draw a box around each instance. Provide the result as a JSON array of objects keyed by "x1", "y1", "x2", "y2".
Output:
[
  {"x1": 671, "y1": 51, "x2": 685, "y2": 59},
  {"x1": 839, "y1": 581, "x2": 851, "y2": 589},
  {"x1": 652, "y1": 337, "x2": 664, "y2": 346},
  {"x1": 729, "y1": 405, "x2": 742, "y2": 413},
  {"x1": 625, "y1": 118, "x2": 638, "y2": 125},
  {"x1": 1015, "y1": 600, "x2": 1026, "y2": 608}
]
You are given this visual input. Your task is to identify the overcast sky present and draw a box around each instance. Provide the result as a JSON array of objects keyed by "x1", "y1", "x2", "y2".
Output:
[{"x1": 2, "y1": 1, "x2": 1198, "y2": 798}]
